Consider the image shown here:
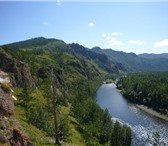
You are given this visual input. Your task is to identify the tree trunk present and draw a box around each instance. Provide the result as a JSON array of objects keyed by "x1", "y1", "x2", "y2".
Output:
[{"x1": 51, "y1": 68, "x2": 61, "y2": 145}]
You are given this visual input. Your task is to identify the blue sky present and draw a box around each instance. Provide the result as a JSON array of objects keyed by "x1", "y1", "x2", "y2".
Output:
[{"x1": 0, "y1": 1, "x2": 168, "y2": 54}]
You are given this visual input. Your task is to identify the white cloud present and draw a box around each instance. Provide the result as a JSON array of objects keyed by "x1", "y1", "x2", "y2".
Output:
[
  {"x1": 128, "y1": 40, "x2": 144, "y2": 45},
  {"x1": 102, "y1": 33, "x2": 111, "y2": 39},
  {"x1": 42, "y1": 22, "x2": 49, "y2": 25},
  {"x1": 109, "y1": 38, "x2": 125, "y2": 46},
  {"x1": 102, "y1": 32, "x2": 121, "y2": 38},
  {"x1": 102, "y1": 32, "x2": 125, "y2": 46},
  {"x1": 154, "y1": 39, "x2": 168, "y2": 48},
  {"x1": 111, "y1": 32, "x2": 121, "y2": 36},
  {"x1": 89, "y1": 22, "x2": 94, "y2": 28},
  {"x1": 102, "y1": 33, "x2": 107, "y2": 38},
  {"x1": 57, "y1": 0, "x2": 61, "y2": 6},
  {"x1": 102, "y1": 32, "x2": 124, "y2": 46}
]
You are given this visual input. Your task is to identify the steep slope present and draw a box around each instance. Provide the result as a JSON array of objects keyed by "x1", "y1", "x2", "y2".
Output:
[
  {"x1": 92, "y1": 47, "x2": 168, "y2": 72},
  {"x1": 0, "y1": 71, "x2": 33, "y2": 146},
  {"x1": 69, "y1": 43, "x2": 121, "y2": 73},
  {"x1": 0, "y1": 37, "x2": 128, "y2": 145},
  {"x1": 0, "y1": 47, "x2": 36, "y2": 89}
]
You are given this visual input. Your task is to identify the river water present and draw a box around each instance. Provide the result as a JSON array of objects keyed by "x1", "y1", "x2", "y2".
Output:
[{"x1": 96, "y1": 83, "x2": 168, "y2": 146}]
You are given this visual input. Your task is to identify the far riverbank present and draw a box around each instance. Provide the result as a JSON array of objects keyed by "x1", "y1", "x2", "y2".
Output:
[{"x1": 136, "y1": 104, "x2": 168, "y2": 122}]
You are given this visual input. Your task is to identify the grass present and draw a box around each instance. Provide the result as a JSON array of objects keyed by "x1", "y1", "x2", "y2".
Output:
[
  {"x1": 14, "y1": 106, "x2": 53, "y2": 145},
  {"x1": 14, "y1": 104, "x2": 86, "y2": 146},
  {"x1": 58, "y1": 105, "x2": 86, "y2": 146},
  {"x1": 68, "y1": 116, "x2": 85, "y2": 146}
]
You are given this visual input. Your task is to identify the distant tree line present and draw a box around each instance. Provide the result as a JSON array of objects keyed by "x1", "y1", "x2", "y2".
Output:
[{"x1": 117, "y1": 72, "x2": 168, "y2": 115}]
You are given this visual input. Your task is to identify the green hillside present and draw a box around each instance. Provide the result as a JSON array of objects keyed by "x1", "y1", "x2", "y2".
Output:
[
  {"x1": 0, "y1": 37, "x2": 131, "y2": 146},
  {"x1": 92, "y1": 47, "x2": 168, "y2": 72}
]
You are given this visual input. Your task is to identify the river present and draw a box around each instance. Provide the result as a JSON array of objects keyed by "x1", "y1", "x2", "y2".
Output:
[{"x1": 96, "y1": 83, "x2": 168, "y2": 146}]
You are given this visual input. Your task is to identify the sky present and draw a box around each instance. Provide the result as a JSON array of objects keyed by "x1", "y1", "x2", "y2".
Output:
[{"x1": 0, "y1": 1, "x2": 168, "y2": 54}]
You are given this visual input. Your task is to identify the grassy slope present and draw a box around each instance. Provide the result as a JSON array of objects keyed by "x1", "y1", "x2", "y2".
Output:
[{"x1": 14, "y1": 105, "x2": 86, "y2": 146}]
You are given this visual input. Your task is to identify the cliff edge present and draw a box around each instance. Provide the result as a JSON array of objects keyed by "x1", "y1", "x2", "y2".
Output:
[{"x1": 0, "y1": 71, "x2": 34, "y2": 146}]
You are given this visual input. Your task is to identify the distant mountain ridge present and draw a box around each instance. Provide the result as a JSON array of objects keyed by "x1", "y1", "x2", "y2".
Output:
[
  {"x1": 138, "y1": 53, "x2": 168, "y2": 59},
  {"x1": 92, "y1": 47, "x2": 168, "y2": 72},
  {"x1": 2, "y1": 37, "x2": 168, "y2": 73}
]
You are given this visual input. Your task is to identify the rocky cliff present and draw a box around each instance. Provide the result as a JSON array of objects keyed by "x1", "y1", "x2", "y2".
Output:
[
  {"x1": 0, "y1": 48, "x2": 35, "y2": 89},
  {"x1": 0, "y1": 71, "x2": 33, "y2": 146}
]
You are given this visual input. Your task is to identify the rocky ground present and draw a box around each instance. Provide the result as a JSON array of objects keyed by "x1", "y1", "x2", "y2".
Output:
[{"x1": 0, "y1": 71, "x2": 33, "y2": 146}]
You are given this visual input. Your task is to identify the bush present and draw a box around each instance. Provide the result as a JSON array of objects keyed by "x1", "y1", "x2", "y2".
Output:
[{"x1": 0, "y1": 82, "x2": 11, "y2": 93}]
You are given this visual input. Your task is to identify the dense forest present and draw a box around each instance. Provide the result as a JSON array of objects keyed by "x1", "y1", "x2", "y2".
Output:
[
  {"x1": 0, "y1": 37, "x2": 131, "y2": 146},
  {"x1": 117, "y1": 72, "x2": 168, "y2": 116}
]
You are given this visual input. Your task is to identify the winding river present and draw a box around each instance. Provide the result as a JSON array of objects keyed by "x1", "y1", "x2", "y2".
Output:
[{"x1": 96, "y1": 83, "x2": 168, "y2": 146}]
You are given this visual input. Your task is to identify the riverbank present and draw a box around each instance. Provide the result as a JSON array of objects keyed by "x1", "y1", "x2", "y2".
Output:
[{"x1": 136, "y1": 104, "x2": 168, "y2": 121}]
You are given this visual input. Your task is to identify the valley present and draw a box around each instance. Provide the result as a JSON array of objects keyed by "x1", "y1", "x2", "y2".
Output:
[{"x1": 0, "y1": 37, "x2": 168, "y2": 146}]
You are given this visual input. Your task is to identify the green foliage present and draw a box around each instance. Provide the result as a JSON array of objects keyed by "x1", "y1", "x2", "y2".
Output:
[
  {"x1": 72, "y1": 79, "x2": 132, "y2": 146},
  {"x1": 117, "y1": 72, "x2": 168, "y2": 115},
  {"x1": 17, "y1": 84, "x2": 33, "y2": 109},
  {"x1": 111, "y1": 121, "x2": 132, "y2": 146},
  {"x1": 0, "y1": 82, "x2": 11, "y2": 93}
]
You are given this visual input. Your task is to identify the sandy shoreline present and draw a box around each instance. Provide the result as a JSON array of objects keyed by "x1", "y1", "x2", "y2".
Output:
[{"x1": 136, "y1": 104, "x2": 168, "y2": 121}]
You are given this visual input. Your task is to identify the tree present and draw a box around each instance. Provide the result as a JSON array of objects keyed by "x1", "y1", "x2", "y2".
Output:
[
  {"x1": 124, "y1": 126, "x2": 132, "y2": 146},
  {"x1": 51, "y1": 68, "x2": 60, "y2": 145},
  {"x1": 111, "y1": 121, "x2": 122, "y2": 146},
  {"x1": 99, "y1": 109, "x2": 112, "y2": 145}
]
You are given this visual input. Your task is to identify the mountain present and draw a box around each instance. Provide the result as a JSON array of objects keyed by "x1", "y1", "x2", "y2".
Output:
[
  {"x1": 139, "y1": 53, "x2": 168, "y2": 59},
  {"x1": 92, "y1": 47, "x2": 168, "y2": 72},
  {"x1": 69, "y1": 43, "x2": 122, "y2": 73},
  {"x1": 1, "y1": 37, "x2": 131, "y2": 145}
]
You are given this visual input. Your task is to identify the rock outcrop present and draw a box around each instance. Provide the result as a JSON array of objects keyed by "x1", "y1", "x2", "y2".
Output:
[
  {"x1": 0, "y1": 48, "x2": 36, "y2": 89},
  {"x1": 0, "y1": 71, "x2": 34, "y2": 146},
  {"x1": 0, "y1": 87, "x2": 14, "y2": 116}
]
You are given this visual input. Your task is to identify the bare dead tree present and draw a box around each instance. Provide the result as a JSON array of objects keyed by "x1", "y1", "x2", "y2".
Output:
[{"x1": 50, "y1": 68, "x2": 61, "y2": 145}]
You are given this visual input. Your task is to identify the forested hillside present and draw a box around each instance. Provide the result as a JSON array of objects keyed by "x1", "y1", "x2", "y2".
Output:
[
  {"x1": 0, "y1": 37, "x2": 131, "y2": 146},
  {"x1": 92, "y1": 47, "x2": 168, "y2": 72},
  {"x1": 117, "y1": 72, "x2": 168, "y2": 116}
]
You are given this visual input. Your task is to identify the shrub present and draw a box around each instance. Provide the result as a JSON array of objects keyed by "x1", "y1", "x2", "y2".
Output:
[{"x1": 0, "y1": 82, "x2": 11, "y2": 93}]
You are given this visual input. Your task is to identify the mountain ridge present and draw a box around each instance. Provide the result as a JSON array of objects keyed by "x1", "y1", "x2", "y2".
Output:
[
  {"x1": 92, "y1": 46, "x2": 168, "y2": 72},
  {"x1": 2, "y1": 37, "x2": 168, "y2": 72},
  {"x1": 138, "y1": 53, "x2": 168, "y2": 59}
]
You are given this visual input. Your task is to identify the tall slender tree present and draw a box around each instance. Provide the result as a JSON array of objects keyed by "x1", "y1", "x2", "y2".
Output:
[{"x1": 51, "y1": 68, "x2": 61, "y2": 145}]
